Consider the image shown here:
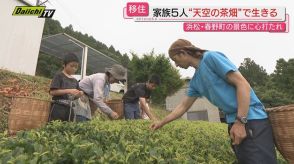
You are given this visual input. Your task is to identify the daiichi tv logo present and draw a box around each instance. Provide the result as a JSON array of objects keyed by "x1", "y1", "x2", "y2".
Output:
[{"x1": 12, "y1": 6, "x2": 55, "y2": 18}]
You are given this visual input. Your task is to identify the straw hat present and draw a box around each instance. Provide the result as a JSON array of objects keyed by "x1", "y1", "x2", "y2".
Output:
[{"x1": 105, "y1": 64, "x2": 127, "y2": 81}]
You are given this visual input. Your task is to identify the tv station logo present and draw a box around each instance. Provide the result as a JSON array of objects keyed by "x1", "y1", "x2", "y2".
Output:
[{"x1": 12, "y1": 6, "x2": 55, "y2": 18}]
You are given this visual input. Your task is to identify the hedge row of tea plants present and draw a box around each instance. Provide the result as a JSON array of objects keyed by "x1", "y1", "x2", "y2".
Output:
[{"x1": 0, "y1": 119, "x2": 286, "y2": 163}]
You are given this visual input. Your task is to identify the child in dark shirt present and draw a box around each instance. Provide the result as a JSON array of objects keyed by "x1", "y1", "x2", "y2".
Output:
[
  {"x1": 122, "y1": 75, "x2": 160, "y2": 120},
  {"x1": 49, "y1": 53, "x2": 83, "y2": 121}
]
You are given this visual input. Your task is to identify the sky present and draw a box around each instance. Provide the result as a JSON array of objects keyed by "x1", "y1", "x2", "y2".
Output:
[{"x1": 37, "y1": 0, "x2": 294, "y2": 78}]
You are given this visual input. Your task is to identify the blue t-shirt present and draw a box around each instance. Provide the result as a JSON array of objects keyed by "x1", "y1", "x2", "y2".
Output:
[{"x1": 187, "y1": 51, "x2": 268, "y2": 123}]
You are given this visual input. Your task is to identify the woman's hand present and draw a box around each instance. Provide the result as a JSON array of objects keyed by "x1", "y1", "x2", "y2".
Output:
[{"x1": 110, "y1": 111, "x2": 119, "y2": 119}]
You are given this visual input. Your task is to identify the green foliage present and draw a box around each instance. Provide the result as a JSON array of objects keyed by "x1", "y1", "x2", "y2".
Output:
[
  {"x1": 239, "y1": 58, "x2": 268, "y2": 88},
  {"x1": 128, "y1": 51, "x2": 184, "y2": 105},
  {"x1": 121, "y1": 53, "x2": 131, "y2": 67},
  {"x1": 271, "y1": 58, "x2": 294, "y2": 101},
  {"x1": 0, "y1": 120, "x2": 287, "y2": 163},
  {"x1": 254, "y1": 79, "x2": 294, "y2": 108},
  {"x1": 42, "y1": 19, "x2": 63, "y2": 36},
  {"x1": 0, "y1": 120, "x2": 238, "y2": 163},
  {"x1": 238, "y1": 58, "x2": 294, "y2": 108},
  {"x1": 35, "y1": 53, "x2": 63, "y2": 78},
  {"x1": 0, "y1": 96, "x2": 9, "y2": 133}
]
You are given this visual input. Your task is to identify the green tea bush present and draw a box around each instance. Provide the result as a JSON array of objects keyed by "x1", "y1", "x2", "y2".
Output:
[{"x1": 0, "y1": 120, "x2": 286, "y2": 163}]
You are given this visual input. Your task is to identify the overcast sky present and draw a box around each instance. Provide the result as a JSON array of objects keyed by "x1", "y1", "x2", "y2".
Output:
[{"x1": 42, "y1": 0, "x2": 294, "y2": 78}]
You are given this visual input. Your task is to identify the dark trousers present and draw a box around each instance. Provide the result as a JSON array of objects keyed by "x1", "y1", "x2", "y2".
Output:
[
  {"x1": 48, "y1": 103, "x2": 74, "y2": 122},
  {"x1": 228, "y1": 119, "x2": 277, "y2": 164},
  {"x1": 124, "y1": 102, "x2": 141, "y2": 119},
  {"x1": 75, "y1": 115, "x2": 90, "y2": 122}
]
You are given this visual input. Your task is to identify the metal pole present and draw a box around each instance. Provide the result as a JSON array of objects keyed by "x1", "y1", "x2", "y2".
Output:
[
  {"x1": 68, "y1": 39, "x2": 85, "y2": 80},
  {"x1": 81, "y1": 46, "x2": 88, "y2": 79},
  {"x1": 36, "y1": 0, "x2": 40, "y2": 6},
  {"x1": 123, "y1": 71, "x2": 128, "y2": 93}
]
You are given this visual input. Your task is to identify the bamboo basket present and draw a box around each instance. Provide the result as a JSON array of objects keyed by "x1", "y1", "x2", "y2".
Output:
[
  {"x1": 8, "y1": 97, "x2": 51, "y2": 135},
  {"x1": 105, "y1": 99, "x2": 124, "y2": 119},
  {"x1": 266, "y1": 104, "x2": 294, "y2": 163}
]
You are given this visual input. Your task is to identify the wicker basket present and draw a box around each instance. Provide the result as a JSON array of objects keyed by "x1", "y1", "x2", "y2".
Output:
[
  {"x1": 266, "y1": 104, "x2": 294, "y2": 163},
  {"x1": 105, "y1": 99, "x2": 124, "y2": 119},
  {"x1": 8, "y1": 97, "x2": 51, "y2": 135}
]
